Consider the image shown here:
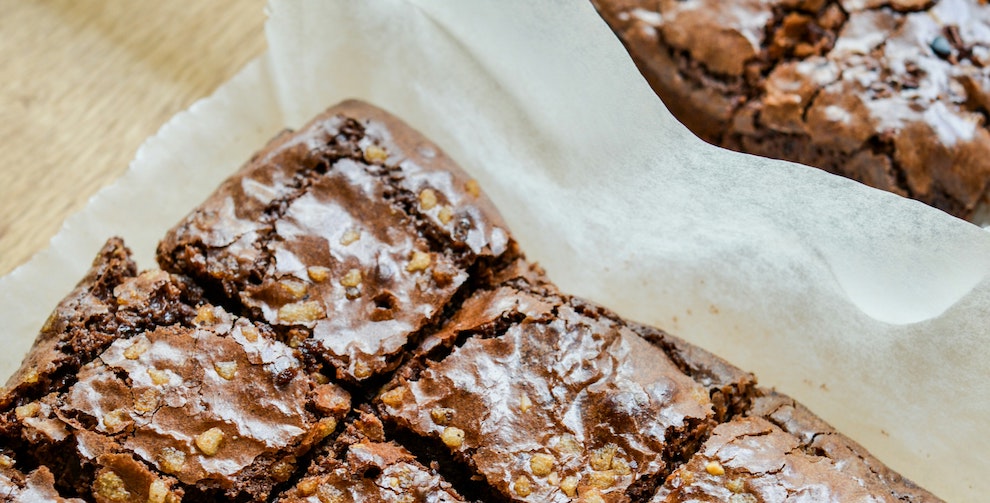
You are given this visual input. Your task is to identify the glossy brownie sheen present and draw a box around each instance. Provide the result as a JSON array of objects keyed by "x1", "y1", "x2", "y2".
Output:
[
  {"x1": 278, "y1": 412, "x2": 464, "y2": 503},
  {"x1": 1, "y1": 238, "x2": 200, "y2": 415},
  {"x1": 58, "y1": 305, "x2": 350, "y2": 501},
  {"x1": 158, "y1": 100, "x2": 514, "y2": 383},
  {"x1": 379, "y1": 285, "x2": 717, "y2": 502},
  {"x1": 630, "y1": 323, "x2": 755, "y2": 423},
  {"x1": 654, "y1": 391, "x2": 938, "y2": 502},
  {"x1": 595, "y1": 0, "x2": 990, "y2": 219},
  {"x1": 2, "y1": 240, "x2": 351, "y2": 502}
]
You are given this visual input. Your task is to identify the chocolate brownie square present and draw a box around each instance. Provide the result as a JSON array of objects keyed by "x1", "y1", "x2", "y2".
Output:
[
  {"x1": 158, "y1": 101, "x2": 516, "y2": 384},
  {"x1": 2, "y1": 240, "x2": 351, "y2": 502},
  {"x1": 378, "y1": 285, "x2": 720, "y2": 502}
]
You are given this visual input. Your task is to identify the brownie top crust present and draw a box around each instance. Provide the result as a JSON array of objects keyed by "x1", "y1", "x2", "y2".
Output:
[
  {"x1": 158, "y1": 100, "x2": 516, "y2": 383},
  {"x1": 2, "y1": 240, "x2": 354, "y2": 502},
  {"x1": 654, "y1": 390, "x2": 941, "y2": 502},
  {"x1": 278, "y1": 411, "x2": 464, "y2": 503},
  {"x1": 2, "y1": 239, "x2": 201, "y2": 413},
  {"x1": 58, "y1": 305, "x2": 349, "y2": 500},
  {"x1": 379, "y1": 285, "x2": 717, "y2": 502},
  {"x1": 595, "y1": 0, "x2": 990, "y2": 218}
]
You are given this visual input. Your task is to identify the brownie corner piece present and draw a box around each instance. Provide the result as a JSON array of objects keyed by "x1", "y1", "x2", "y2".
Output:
[
  {"x1": 653, "y1": 389, "x2": 945, "y2": 503},
  {"x1": 377, "y1": 285, "x2": 718, "y2": 502},
  {"x1": 157, "y1": 100, "x2": 518, "y2": 384},
  {"x1": 629, "y1": 322, "x2": 757, "y2": 422},
  {"x1": 2, "y1": 242, "x2": 352, "y2": 501},
  {"x1": 2, "y1": 238, "x2": 202, "y2": 415}
]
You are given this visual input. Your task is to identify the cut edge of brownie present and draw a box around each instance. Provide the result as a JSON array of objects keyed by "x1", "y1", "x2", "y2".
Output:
[
  {"x1": 275, "y1": 407, "x2": 468, "y2": 502},
  {"x1": 652, "y1": 387, "x2": 944, "y2": 502},
  {"x1": 0, "y1": 449, "x2": 84, "y2": 503}
]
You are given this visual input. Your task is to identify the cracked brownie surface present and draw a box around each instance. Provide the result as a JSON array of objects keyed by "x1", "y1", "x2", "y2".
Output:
[
  {"x1": 2, "y1": 101, "x2": 944, "y2": 502},
  {"x1": 594, "y1": 0, "x2": 990, "y2": 219},
  {"x1": 158, "y1": 100, "x2": 515, "y2": 384},
  {"x1": 654, "y1": 391, "x2": 937, "y2": 502},
  {"x1": 378, "y1": 285, "x2": 739, "y2": 502},
  {"x1": 277, "y1": 411, "x2": 464, "y2": 502},
  {"x1": 1, "y1": 245, "x2": 351, "y2": 502}
]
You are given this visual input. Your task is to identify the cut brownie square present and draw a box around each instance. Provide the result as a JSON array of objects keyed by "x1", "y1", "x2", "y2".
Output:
[
  {"x1": 2, "y1": 240, "x2": 352, "y2": 502},
  {"x1": 158, "y1": 101, "x2": 516, "y2": 383},
  {"x1": 278, "y1": 410, "x2": 464, "y2": 502},
  {"x1": 378, "y1": 285, "x2": 717, "y2": 502},
  {"x1": 653, "y1": 390, "x2": 942, "y2": 502},
  {"x1": 1, "y1": 238, "x2": 201, "y2": 416}
]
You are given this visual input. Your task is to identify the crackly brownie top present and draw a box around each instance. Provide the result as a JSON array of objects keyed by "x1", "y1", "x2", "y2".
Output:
[
  {"x1": 158, "y1": 100, "x2": 515, "y2": 383},
  {"x1": 599, "y1": 0, "x2": 990, "y2": 217},
  {"x1": 55, "y1": 305, "x2": 350, "y2": 499},
  {"x1": 654, "y1": 391, "x2": 940, "y2": 502},
  {"x1": 2, "y1": 239, "x2": 201, "y2": 412},
  {"x1": 279, "y1": 412, "x2": 464, "y2": 503},
  {"x1": 379, "y1": 286, "x2": 716, "y2": 502}
]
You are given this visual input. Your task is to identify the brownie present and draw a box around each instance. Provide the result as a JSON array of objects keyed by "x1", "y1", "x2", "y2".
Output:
[
  {"x1": 2, "y1": 241, "x2": 351, "y2": 502},
  {"x1": 277, "y1": 411, "x2": 464, "y2": 502},
  {"x1": 0, "y1": 452, "x2": 83, "y2": 503},
  {"x1": 3, "y1": 101, "x2": 945, "y2": 502},
  {"x1": 377, "y1": 285, "x2": 721, "y2": 502},
  {"x1": 654, "y1": 390, "x2": 936, "y2": 502},
  {"x1": 594, "y1": 0, "x2": 990, "y2": 220},
  {"x1": 158, "y1": 100, "x2": 516, "y2": 384},
  {"x1": 1, "y1": 238, "x2": 200, "y2": 416},
  {"x1": 629, "y1": 323, "x2": 755, "y2": 423}
]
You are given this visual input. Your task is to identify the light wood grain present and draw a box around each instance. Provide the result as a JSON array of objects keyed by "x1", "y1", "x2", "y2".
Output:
[{"x1": 0, "y1": 0, "x2": 268, "y2": 275}]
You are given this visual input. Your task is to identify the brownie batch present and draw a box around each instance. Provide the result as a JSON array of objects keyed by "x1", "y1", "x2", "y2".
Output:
[
  {"x1": 1, "y1": 102, "x2": 942, "y2": 501},
  {"x1": 593, "y1": 0, "x2": 990, "y2": 220}
]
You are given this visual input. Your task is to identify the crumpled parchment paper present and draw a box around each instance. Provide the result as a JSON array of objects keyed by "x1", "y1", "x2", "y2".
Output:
[{"x1": 2, "y1": 1, "x2": 987, "y2": 499}]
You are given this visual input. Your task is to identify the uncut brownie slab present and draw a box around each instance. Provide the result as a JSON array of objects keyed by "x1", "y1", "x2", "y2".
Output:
[
  {"x1": 277, "y1": 410, "x2": 464, "y2": 502},
  {"x1": 594, "y1": 0, "x2": 990, "y2": 220},
  {"x1": 158, "y1": 100, "x2": 515, "y2": 384},
  {"x1": 1, "y1": 240, "x2": 351, "y2": 502}
]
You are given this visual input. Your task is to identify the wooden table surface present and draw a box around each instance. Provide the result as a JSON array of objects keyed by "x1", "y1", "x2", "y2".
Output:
[{"x1": 0, "y1": 0, "x2": 268, "y2": 276}]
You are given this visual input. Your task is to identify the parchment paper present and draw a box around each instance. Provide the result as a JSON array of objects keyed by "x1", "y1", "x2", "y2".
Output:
[{"x1": 2, "y1": 1, "x2": 988, "y2": 499}]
